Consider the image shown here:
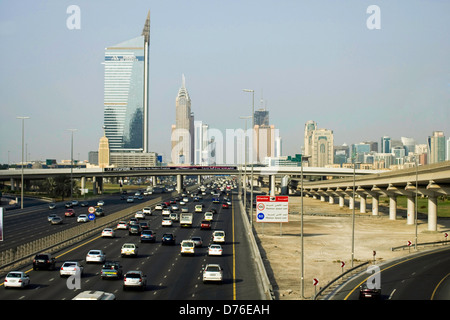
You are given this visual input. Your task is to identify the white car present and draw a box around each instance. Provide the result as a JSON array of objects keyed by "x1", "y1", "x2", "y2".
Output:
[
  {"x1": 180, "y1": 240, "x2": 195, "y2": 255},
  {"x1": 77, "y1": 214, "x2": 89, "y2": 223},
  {"x1": 208, "y1": 244, "x2": 223, "y2": 256},
  {"x1": 169, "y1": 212, "x2": 179, "y2": 221},
  {"x1": 3, "y1": 271, "x2": 30, "y2": 289},
  {"x1": 97, "y1": 200, "x2": 105, "y2": 206},
  {"x1": 202, "y1": 264, "x2": 223, "y2": 283},
  {"x1": 212, "y1": 230, "x2": 226, "y2": 243},
  {"x1": 142, "y1": 207, "x2": 152, "y2": 215},
  {"x1": 60, "y1": 261, "x2": 84, "y2": 277},
  {"x1": 135, "y1": 211, "x2": 145, "y2": 219},
  {"x1": 171, "y1": 204, "x2": 179, "y2": 211},
  {"x1": 162, "y1": 217, "x2": 173, "y2": 227},
  {"x1": 101, "y1": 228, "x2": 115, "y2": 238},
  {"x1": 162, "y1": 208, "x2": 171, "y2": 216},
  {"x1": 181, "y1": 207, "x2": 189, "y2": 213},
  {"x1": 86, "y1": 250, "x2": 106, "y2": 263},
  {"x1": 127, "y1": 197, "x2": 134, "y2": 203},
  {"x1": 195, "y1": 205, "x2": 203, "y2": 213},
  {"x1": 155, "y1": 204, "x2": 164, "y2": 210},
  {"x1": 117, "y1": 221, "x2": 128, "y2": 230},
  {"x1": 204, "y1": 212, "x2": 213, "y2": 221},
  {"x1": 123, "y1": 271, "x2": 147, "y2": 291},
  {"x1": 121, "y1": 243, "x2": 138, "y2": 257}
]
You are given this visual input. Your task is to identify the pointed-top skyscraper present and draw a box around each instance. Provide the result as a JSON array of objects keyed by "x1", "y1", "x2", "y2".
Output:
[{"x1": 103, "y1": 10, "x2": 150, "y2": 153}]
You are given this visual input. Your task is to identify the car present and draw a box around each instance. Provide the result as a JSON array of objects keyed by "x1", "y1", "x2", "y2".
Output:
[
  {"x1": 171, "y1": 204, "x2": 179, "y2": 211},
  {"x1": 191, "y1": 236, "x2": 203, "y2": 247},
  {"x1": 47, "y1": 213, "x2": 58, "y2": 222},
  {"x1": 121, "y1": 243, "x2": 138, "y2": 257},
  {"x1": 180, "y1": 240, "x2": 195, "y2": 255},
  {"x1": 60, "y1": 261, "x2": 84, "y2": 277},
  {"x1": 140, "y1": 230, "x2": 156, "y2": 243},
  {"x1": 208, "y1": 244, "x2": 223, "y2": 256},
  {"x1": 65, "y1": 208, "x2": 75, "y2": 217},
  {"x1": 48, "y1": 203, "x2": 56, "y2": 210},
  {"x1": 65, "y1": 202, "x2": 73, "y2": 208},
  {"x1": 195, "y1": 205, "x2": 203, "y2": 213},
  {"x1": 183, "y1": 197, "x2": 189, "y2": 203},
  {"x1": 33, "y1": 253, "x2": 56, "y2": 270},
  {"x1": 117, "y1": 221, "x2": 128, "y2": 230},
  {"x1": 80, "y1": 201, "x2": 88, "y2": 207},
  {"x1": 161, "y1": 233, "x2": 176, "y2": 245},
  {"x1": 3, "y1": 271, "x2": 30, "y2": 289},
  {"x1": 212, "y1": 230, "x2": 226, "y2": 243},
  {"x1": 101, "y1": 228, "x2": 115, "y2": 238},
  {"x1": 202, "y1": 264, "x2": 223, "y2": 283},
  {"x1": 50, "y1": 216, "x2": 63, "y2": 225},
  {"x1": 100, "y1": 261, "x2": 123, "y2": 280},
  {"x1": 128, "y1": 217, "x2": 139, "y2": 226},
  {"x1": 162, "y1": 217, "x2": 173, "y2": 227},
  {"x1": 204, "y1": 212, "x2": 213, "y2": 221},
  {"x1": 181, "y1": 207, "x2": 189, "y2": 213},
  {"x1": 222, "y1": 203, "x2": 229, "y2": 209},
  {"x1": 142, "y1": 207, "x2": 152, "y2": 215},
  {"x1": 71, "y1": 200, "x2": 79, "y2": 206},
  {"x1": 128, "y1": 224, "x2": 141, "y2": 235},
  {"x1": 201, "y1": 220, "x2": 211, "y2": 230},
  {"x1": 359, "y1": 283, "x2": 381, "y2": 300},
  {"x1": 97, "y1": 200, "x2": 105, "y2": 206},
  {"x1": 169, "y1": 212, "x2": 179, "y2": 221},
  {"x1": 86, "y1": 249, "x2": 106, "y2": 263},
  {"x1": 123, "y1": 271, "x2": 147, "y2": 291},
  {"x1": 127, "y1": 196, "x2": 134, "y2": 203},
  {"x1": 72, "y1": 290, "x2": 116, "y2": 300},
  {"x1": 162, "y1": 208, "x2": 171, "y2": 216},
  {"x1": 77, "y1": 214, "x2": 89, "y2": 223},
  {"x1": 179, "y1": 200, "x2": 186, "y2": 206},
  {"x1": 95, "y1": 206, "x2": 104, "y2": 216},
  {"x1": 135, "y1": 211, "x2": 145, "y2": 219},
  {"x1": 155, "y1": 204, "x2": 164, "y2": 210},
  {"x1": 139, "y1": 221, "x2": 150, "y2": 230}
]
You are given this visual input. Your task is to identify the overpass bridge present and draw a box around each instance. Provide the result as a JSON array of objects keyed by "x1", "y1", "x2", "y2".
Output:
[{"x1": 298, "y1": 161, "x2": 450, "y2": 232}]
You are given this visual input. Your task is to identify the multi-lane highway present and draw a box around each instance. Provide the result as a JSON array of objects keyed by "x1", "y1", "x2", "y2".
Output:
[
  {"x1": 329, "y1": 246, "x2": 450, "y2": 300},
  {"x1": 0, "y1": 187, "x2": 266, "y2": 300}
]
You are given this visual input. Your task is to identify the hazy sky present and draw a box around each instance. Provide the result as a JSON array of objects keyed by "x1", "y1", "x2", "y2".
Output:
[{"x1": 1, "y1": 0, "x2": 449, "y2": 164}]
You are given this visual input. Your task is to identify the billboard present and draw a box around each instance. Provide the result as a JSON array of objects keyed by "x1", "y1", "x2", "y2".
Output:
[{"x1": 256, "y1": 196, "x2": 289, "y2": 223}]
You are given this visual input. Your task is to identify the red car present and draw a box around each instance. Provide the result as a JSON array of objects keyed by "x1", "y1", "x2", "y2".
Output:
[
  {"x1": 222, "y1": 203, "x2": 229, "y2": 209},
  {"x1": 201, "y1": 220, "x2": 211, "y2": 230},
  {"x1": 65, "y1": 209, "x2": 75, "y2": 217}
]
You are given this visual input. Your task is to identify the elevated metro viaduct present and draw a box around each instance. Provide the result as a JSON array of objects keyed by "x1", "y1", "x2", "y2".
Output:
[{"x1": 293, "y1": 161, "x2": 450, "y2": 232}]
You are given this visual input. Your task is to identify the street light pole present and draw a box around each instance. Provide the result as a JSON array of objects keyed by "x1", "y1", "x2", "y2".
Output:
[
  {"x1": 17, "y1": 116, "x2": 30, "y2": 209},
  {"x1": 67, "y1": 129, "x2": 77, "y2": 201},
  {"x1": 243, "y1": 89, "x2": 254, "y2": 227},
  {"x1": 240, "y1": 116, "x2": 251, "y2": 222}
]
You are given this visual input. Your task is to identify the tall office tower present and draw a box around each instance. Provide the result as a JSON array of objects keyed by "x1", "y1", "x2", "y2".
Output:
[
  {"x1": 171, "y1": 75, "x2": 194, "y2": 164},
  {"x1": 98, "y1": 128, "x2": 110, "y2": 168},
  {"x1": 253, "y1": 124, "x2": 279, "y2": 163},
  {"x1": 254, "y1": 109, "x2": 269, "y2": 126},
  {"x1": 380, "y1": 136, "x2": 391, "y2": 153},
  {"x1": 401, "y1": 137, "x2": 416, "y2": 155},
  {"x1": 194, "y1": 121, "x2": 210, "y2": 165},
  {"x1": 428, "y1": 131, "x2": 446, "y2": 164},
  {"x1": 310, "y1": 128, "x2": 334, "y2": 167},
  {"x1": 303, "y1": 120, "x2": 317, "y2": 158},
  {"x1": 103, "y1": 11, "x2": 150, "y2": 153}
]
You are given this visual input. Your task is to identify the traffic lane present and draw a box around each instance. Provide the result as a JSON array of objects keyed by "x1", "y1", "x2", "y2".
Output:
[{"x1": 340, "y1": 247, "x2": 450, "y2": 300}]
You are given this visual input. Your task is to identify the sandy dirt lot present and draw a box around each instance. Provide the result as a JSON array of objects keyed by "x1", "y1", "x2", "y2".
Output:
[{"x1": 253, "y1": 195, "x2": 450, "y2": 300}]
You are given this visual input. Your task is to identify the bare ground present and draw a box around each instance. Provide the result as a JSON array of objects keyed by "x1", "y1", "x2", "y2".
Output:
[{"x1": 253, "y1": 196, "x2": 450, "y2": 300}]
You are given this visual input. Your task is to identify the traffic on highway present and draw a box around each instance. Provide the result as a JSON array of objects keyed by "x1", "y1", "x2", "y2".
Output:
[{"x1": 0, "y1": 178, "x2": 265, "y2": 300}]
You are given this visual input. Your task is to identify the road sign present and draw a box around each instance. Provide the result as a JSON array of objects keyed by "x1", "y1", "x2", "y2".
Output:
[
  {"x1": 313, "y1": 278, "x2": 319, "y2": 286},
  {"x1": 88, "y1": 206, "x2": 95, "y2": 214},
  {"x1": 407, "y1": 240, "x2": 412, "y2": 246},
  {"x1": 88, "y1": 213, "x2": 96, "y2": 221},
  {"x1": 256, "y1": 196, "x2": 289, "y2": 223}
]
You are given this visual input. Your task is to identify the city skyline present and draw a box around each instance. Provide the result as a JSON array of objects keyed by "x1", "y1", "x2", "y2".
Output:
[{"x1": 1, "y1": 1, "x2": 449, "y2": 164}]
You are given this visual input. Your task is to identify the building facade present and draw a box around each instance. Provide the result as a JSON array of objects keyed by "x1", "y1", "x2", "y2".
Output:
[
  {"x1": 103, "y1": 11, "x2": 150, "y2": 153},
  {"x1": 310, "y1": 128, "x2": 334, "y2": 167},
  {"x1": 428, "y1": 131, "x2": 446, "y2": 164}
]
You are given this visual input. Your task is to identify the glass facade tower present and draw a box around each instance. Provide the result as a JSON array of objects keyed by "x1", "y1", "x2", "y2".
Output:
[{"x1": 103, "y1": 12, "x2": 150, "y2": 153}]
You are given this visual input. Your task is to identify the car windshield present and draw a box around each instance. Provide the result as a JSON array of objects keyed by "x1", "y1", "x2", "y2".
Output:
[
  {"x1": 64, "y1": 262, "x2": 77, "y2": 267},
  {"x1": 123, "y1": 245, "x2": 134, "y2": 248},
  {"x1": 206, "y1": 266, "x2": 220, "y2": 272},
  {"x1": 6, "y1": 272, "x2": 22, "y2": 278},
  {"x1": 182, "y1": 242, "x2": 194, "y2": 247},
  {"x1": 215, "y1": 232, "x2": 224, "y2": 237},
  {"x1": 126, "y1": 273, "x2": 141, "y2": 278}
]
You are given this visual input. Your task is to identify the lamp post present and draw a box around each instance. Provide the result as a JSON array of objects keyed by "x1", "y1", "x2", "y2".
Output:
[
  {"x1": 17, "y1": 116, "x2": 30, "y2": 209},
  {"x1": 67, "y1": 129, "x2": 77, "y2": 201},
  {"x1": 351, "y1": 158, "x2": 361, "y2": 268},
  {"x1": 240, "y1": 115, "x2": 251, "y2": 222},
  {"x1": 243, "y1": 89, "x2": 254, "y2": 227},
  {"x1": 300, "y1": 155, "x2": 305, "y2": 298}
]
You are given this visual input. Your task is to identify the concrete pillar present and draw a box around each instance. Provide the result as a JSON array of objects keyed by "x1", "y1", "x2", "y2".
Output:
[
  {"x1": 389, "y1": 195, "x2": 397, "y2": 220},
  {"x1": 328, "y1": 195, "x2": 334, "y2": 204},
  {"x1": 198, "y1": 175, "x2": 201, "y2": 185},
  {"x1": 81, "y1": 176, "x2": 86, "y2": 195},
  {"x1": 406, "y1": 195, "x2": 415, "y2": 225},
  {"x1": 359, "y1": 194, "x2": 367, "y2": 213},
  {"x1": 10, "y1": 178, "x2": 15, "y2": 191},
  {"x1": 339, "y1": 195, "x2": 345, "y2": 207},
  {"x1": 152, "y1": 176, "x2": 157, "y2": 186},
  {"x1": 176, "y1": 175, "x2": 183, "y2": 193},
  {"x1": 349, "y1": 195, "x2": 354, "y2": 210},
  {"x1": 371, "y1": 195, "x2": 379, "y2": 216},
  {"x1": 428, "y1": 195, "x2": 438, "y2": 231}
]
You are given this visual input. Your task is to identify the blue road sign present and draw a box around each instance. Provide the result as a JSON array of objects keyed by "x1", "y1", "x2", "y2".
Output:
[
  {"x1": 88, "y1": 213, "x2": 96, "y2": 221},
  {"x1": 257, "y1": 213, "x2": 265, "y2": 220}
]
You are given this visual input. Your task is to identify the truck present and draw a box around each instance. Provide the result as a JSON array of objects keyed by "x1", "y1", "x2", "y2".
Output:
[{"x1": 180, "y1": 213, "x2": 193, "y2": 228}]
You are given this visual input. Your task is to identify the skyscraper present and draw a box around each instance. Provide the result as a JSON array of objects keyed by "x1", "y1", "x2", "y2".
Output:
[
  {"x1": 310, "y1": 128, "x2": 334, "y2": 167},
  {"x1": 428, "y1": 131, "x2": 446, "y2": 164},
  {"x1": 103, "y1": 11, "x2": 150, "y2": 153},
  {"x1": 171, "y1": 75, "x2": 194, "y2": 164},
  {"x1": 303, "y1": 120, "x2": 317, "y2": 158}
]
